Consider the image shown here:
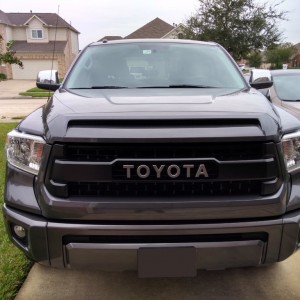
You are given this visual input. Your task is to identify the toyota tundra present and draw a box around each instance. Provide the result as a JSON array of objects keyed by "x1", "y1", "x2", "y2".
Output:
[{"x1": 3, "y1": 39, "x2": 300, "y2": 278}]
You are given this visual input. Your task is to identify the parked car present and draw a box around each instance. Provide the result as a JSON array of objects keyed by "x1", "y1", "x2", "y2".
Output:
[
  {"x1": 249, "y1": 69, "x2": 300, "y2": 119},
  {"x1": 238, "y1": 63, "x2": 245, "y2": 70},
  {"x1": 268, "y1": 69, "x2": 300, "y2": 118}
]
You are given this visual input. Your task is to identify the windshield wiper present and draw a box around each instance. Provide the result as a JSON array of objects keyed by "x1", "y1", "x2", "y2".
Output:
[
  {"x1": 168, "y1": 84, "x2": 216, "y2": 88},
  {"x1": 137, "y1": 84, "x2": 217, "y2": 88},
  {"x1": 137, "y1": 86, "x2": 175, "y2": 89},
  {"x1": 91, "y1": 86, "x2": 128, "y2": 89},
  {"x1": 72, "y1": 85, "x2": 217, "y2": 89},
  {"x1": 68, "y1": 86, "x2": 128, "y2": 89}
]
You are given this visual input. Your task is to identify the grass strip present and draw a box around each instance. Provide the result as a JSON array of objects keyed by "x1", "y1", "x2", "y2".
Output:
[
  {"x1": 19, "y1": 86, "x2": 53, "y2": 97},
  {"x1": 11, "y1": 116, "x2": 26, "y2": 120},
  {"x1": 19, "y1": 92, "x2": 52, "y2": 97},
  {"x1": 0, "y1": 123, "x2": 32, "y2": 300},
  {"x1": 24, "y1": 87, "x2": 48, "y2": 93}
]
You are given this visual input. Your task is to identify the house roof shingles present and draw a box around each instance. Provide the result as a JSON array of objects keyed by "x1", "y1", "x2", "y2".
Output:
[
  {"x1": 125, "y1": 17, "x2": 174, "y2": 39},
  {"x1": 98, "y1": 36, "x2": 123, "y2": 42},
  {"x1": 0, "y1": 10, "x2": 11, "y2": 25},
  {"x1": 11, "y1": 41, "x2": 67, "y2": 53},
  {"x1": 0, "y1": 10, "x2": 79, "y2": 33}
]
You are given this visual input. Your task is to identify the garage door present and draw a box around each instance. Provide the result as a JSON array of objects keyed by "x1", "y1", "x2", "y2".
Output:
[{"x1": 12, "y1": 60, "x2": 58, "y2": 80}]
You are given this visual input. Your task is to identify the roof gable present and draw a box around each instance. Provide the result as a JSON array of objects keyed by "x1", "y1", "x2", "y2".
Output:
[
  {"x1": 162, "y1": 23, "x2": 186, "y2": 38},
  {"x1": 23, "y1": 14, "x2": 47, "y2": 26},
  {"x1": 0, "y1": 11, "x2": 79, "y2": 33},
  {"x1": 125, "y1": 17, "x2": 174, "y2": 39}
]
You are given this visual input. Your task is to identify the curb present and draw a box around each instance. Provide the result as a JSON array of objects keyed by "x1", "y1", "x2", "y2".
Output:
[
  {"x1": 0, "y1": 96, "x2": 48, "y2": 100},
  {"x1": 0, "y1": 119, "x2": 22, "y2": 123}
]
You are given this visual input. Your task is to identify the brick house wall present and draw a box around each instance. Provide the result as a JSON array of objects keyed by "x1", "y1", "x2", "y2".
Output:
[{"x1": 291, "y1": 54, "x2": 300, "y2": 68}]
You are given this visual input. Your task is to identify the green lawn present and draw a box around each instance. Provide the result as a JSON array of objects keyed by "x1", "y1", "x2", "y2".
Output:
[
  {"x1": 24, "y1": 87, "x2": 48, "y2": 92},
  {"x1": 0, "y1": 123, "x2": 32, "y2": 300},
  {"x1": 19, "y1": 87, "x2": 53, "y2": 97}
]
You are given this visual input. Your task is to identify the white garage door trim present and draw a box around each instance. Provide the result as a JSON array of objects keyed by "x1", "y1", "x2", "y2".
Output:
[{"x1": 12, "y1": 60, "x2": 58, "y2": 80}]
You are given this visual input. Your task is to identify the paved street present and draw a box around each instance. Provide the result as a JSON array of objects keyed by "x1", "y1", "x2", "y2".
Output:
[{"x1": 16, "y1": 252, "x2": 300, "y2": 300}]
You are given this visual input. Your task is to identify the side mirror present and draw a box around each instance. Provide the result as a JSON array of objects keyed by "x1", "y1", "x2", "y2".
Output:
[
  {"x1": 250, "y1": 79, "x2": 273, "y2": 90},
  {"x1": 36, "y1": 70, "x2": 60, "y2": 91},
  {"x1": 249, "y1": 69, "x2": 273, "y2": 90}
]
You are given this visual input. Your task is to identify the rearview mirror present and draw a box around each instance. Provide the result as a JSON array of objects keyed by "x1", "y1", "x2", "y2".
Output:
[{"x1": 36, "y1": 70, "x2": 60, "y2": 91}]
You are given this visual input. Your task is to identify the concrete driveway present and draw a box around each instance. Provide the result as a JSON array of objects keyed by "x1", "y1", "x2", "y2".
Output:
[
  {"x1": 0, "y1": 80, "x2": 47, "y2": 121},
  {"x1": 0, "y1": 79, "x2": 36, "y2": 98},
  {"x1": 16, "y1": 252, "x2": 300, "y2": 300}
]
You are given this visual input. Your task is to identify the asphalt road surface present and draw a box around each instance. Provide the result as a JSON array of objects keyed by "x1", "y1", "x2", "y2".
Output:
[{"x1": 16, "y1": 251, "x2": 300, "y2": 300}]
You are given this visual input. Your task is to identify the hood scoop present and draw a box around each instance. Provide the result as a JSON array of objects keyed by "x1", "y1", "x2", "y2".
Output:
[
  {"x1": 67, "y1": 118, "x2": 261, "y2": 129},
  {"x1": 60, "y1": 118, "x2": 267, "y2": 143},
  {"x1": 110, "y1": 95, "x2": 213, "y2": 104}
]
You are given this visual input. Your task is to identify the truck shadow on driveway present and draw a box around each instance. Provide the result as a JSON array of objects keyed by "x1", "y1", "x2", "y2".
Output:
[{"x1": 16, "y1": 251, "x2": 300, "y2": 300}]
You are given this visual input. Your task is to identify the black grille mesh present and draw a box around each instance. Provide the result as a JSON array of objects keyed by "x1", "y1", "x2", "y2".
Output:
[
  {"x1": 65, "y1": 143, "x2": 264, "y2": 162},
  {"x1": 69, "y1": 181, "x2": 262, "y2": 198}
]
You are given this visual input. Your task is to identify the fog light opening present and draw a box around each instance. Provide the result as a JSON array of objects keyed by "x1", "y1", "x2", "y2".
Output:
[
  {"x1": 13, "y1": 225, "x2": 26, "y2": 239},
  {"x1": 10, "y1": 223, "x2": 28, "y2": 247}
]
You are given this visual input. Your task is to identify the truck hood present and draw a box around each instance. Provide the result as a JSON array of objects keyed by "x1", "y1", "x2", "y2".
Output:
[
  {"x1": 22, "y1": 87, "x2": 283, "y2": 143},
  {"x1": 47, "y1": 87, "x2": 276, "y2": 115}
]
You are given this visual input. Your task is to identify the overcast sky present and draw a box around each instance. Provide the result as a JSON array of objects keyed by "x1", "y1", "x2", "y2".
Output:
[{"x1": 1, "y1": 0, "x2": 299, "y2": 49}]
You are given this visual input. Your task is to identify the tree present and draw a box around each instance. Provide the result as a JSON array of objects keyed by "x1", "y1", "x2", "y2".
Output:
[
  {"x1": 0, "y1": 35, "x2": 23, "y2": 68},
  {"x1": 265, "y1": 43, "x2": 296, "y2": 69},
  {"x1": 183, "y1": 0, "x2": 287, "y2": 60},
  {"x1": 247, "y1": 51, "x2": 262, "y2": 68}
]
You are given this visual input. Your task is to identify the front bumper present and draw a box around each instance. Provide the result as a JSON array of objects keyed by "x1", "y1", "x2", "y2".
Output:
[{"x1": 3, "y1": 204, "x2": 300, "y2": 275}]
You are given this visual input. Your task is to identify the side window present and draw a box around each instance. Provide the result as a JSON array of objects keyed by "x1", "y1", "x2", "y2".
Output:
[{"x1": 31, "y1": 29, "x2": 43, "y2": 39}]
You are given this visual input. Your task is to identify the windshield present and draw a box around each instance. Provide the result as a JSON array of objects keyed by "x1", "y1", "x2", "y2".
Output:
[
  {"x1": 65, "y1": 42, "x2": 246, "y2": 90},
  {"x1": 273, "y1": 74, "x2": 300, "y2": 101}
]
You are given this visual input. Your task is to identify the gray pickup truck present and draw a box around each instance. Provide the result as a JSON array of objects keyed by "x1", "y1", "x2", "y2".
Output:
[{"x1": 3, "y1": 39, "x2": 300, "y2": 278}]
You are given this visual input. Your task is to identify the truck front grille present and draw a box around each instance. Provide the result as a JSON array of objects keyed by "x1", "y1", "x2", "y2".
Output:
[{"x1": 45, "y1": 142, "x2": 281, "y2": 199}]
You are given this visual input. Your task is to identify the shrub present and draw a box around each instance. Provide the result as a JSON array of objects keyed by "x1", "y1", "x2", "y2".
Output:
[{"x1": 0, "y1": 73, "x2": 7, "y2": 81}]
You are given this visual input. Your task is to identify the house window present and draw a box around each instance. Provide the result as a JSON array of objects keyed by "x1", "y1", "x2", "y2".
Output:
[
  {"x1": 31, "y1": 29, "x2": 43, "y2": 39},
  {"x1": 177, "y1": 32, "x2": 184, "y2": 39}
]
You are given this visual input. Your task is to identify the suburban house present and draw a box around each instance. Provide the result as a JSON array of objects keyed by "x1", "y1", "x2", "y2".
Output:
[
  {"x1": 98, "y1": 17, "x2": 185, "y2": 41},
  {"x1": 125, "y1": 18, "x2": 185, "y2": 39},
  {"x1": 0, "y1": 10, "x2": 79, "y2": 79},
  {"x1": 290, "y1": 43, "x2": 300, "y2": 68}
]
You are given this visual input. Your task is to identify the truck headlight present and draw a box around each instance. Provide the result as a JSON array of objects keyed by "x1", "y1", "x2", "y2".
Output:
[
  {"x1": 282, "y1": 131, "x2": 300, "y2": 172},
  {"x1": 5, "y1": 130, "x2": 45, "y2": 175}
]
